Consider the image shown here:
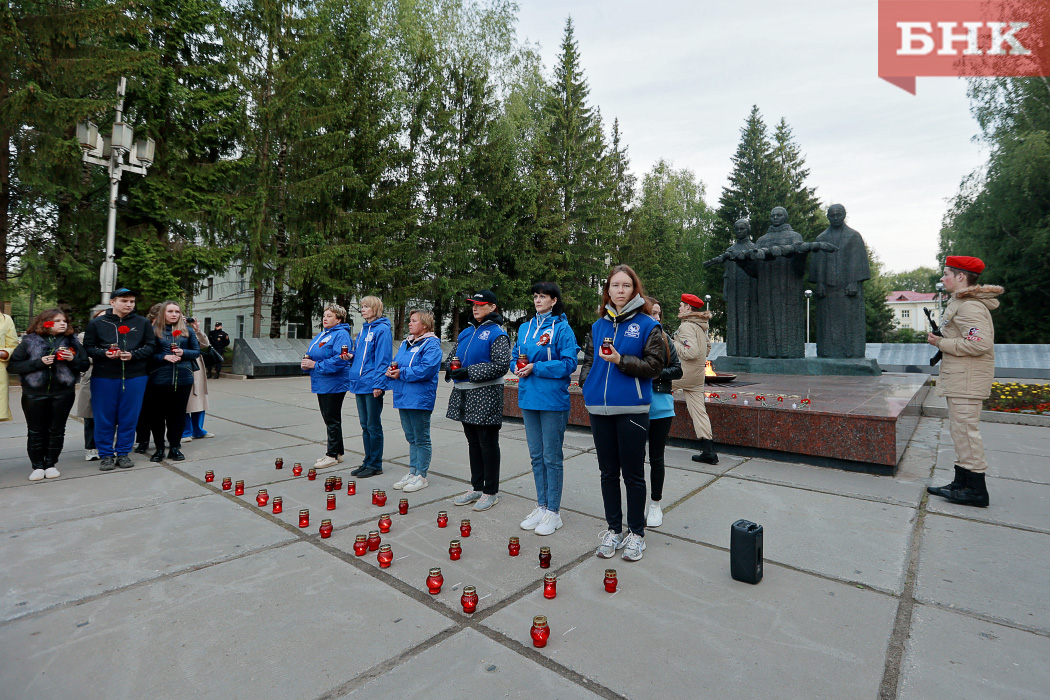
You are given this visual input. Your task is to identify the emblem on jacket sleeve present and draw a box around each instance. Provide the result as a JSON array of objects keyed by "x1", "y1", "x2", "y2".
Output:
[
  {"x1": 965, "y1": 327, "x2": 982, "y2": 341},
  {"x1": 479, "y1": 330, "x2": 490, "y2": 340}
]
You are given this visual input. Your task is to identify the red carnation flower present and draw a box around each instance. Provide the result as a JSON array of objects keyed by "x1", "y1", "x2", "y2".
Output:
[
  {"x1": 118, "y1": 325, "x2": 131, "y2": 334},
  {"x1": 43, "y1": 321, "x2": 55, "y2": 328},
  {"x1": 173, "y1": 330, "x2": 182, "y2": 337}
]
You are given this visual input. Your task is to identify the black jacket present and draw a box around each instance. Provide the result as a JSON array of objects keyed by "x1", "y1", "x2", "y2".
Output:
[
  {"x1": 83, "y1": 311, "x2": 158, "y2": 379},
  {"x1": 208, "y1": 328, "x2": 231, "y2": 352},
  {"x1": 652, "y1": 330, "x2": 682, "y2": 394},
  {"x1": 8, "y1": 333, "x2": 90, "y2": 397}
]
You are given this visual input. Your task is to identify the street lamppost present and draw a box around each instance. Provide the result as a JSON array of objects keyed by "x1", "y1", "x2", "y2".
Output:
[
  {"x1": 704, "y1": 294, "x2": 711, "y2": 311},
  {"x1": 76, "y1": 78, "x2": 155, "y2": 306},
  {"x1": 804, "y1": 289, "x2": 813, "y2": 345},
  {"x1": 935, "y1": 282, "x2": 945, "y2": 323}
]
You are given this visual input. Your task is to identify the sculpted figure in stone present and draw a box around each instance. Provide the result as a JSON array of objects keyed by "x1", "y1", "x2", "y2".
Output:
[
  {"x1": 809, "y1": 204, "x2": 870, "y2": 358},
  {"x1": 703, "y1": 218, "x2": 759, "y2": 357},
  {"x1": 750, "y1": 207, "x2": 809, "y2": 358}
]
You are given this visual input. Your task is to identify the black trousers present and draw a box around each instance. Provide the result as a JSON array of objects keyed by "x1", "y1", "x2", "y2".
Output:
[
  {"x1": 647, "y1": 416, "x2": 672, "y2": 502},
  {"x1": 590, "y1": 413, "x2": 649, "y2": 537},
  {"x1": 22, "y1": 392, "x2": 77, "y2": 469},
  {"x1": 462, "y1": 422, "x2": 501, "y2": 495},
  {"x1": 136, "y1": 382, "x2": 158, "y2": 447},
  {"x1": 84, "y1": 417, "x2": 95, "y2": 450},
  {"x1": 150, "y1": 383, "x2": 193, "y2": 449},
  {"x1": 317, "y1": 392, "x2": 346, "y2": 457}
]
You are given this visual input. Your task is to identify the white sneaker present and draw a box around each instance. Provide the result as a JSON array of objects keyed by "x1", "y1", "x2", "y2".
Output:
[
  {"x1": 403, "y1": 475, "x2": 428, "y2": 493},
  {"x1": 596, "y1": 529, "x2": 626, "y2": 558},
  {"x1": 44, "y1": 467, "x2": 61, "y2": 479},
  {"x1": 29, "y1": 469, "x2": 46, "y2": 481},
  {"x1": 196, "y1": 432, "x2": 214, "y2": 439},
  {"x1": 183, "y1": 437, "x2": 192, "y2": 443},
  {"x1": 621, "y1": 532, "x2": 646, "y2": 561},
  {"x1": 315, "y1": 455, "x2": 339, "y2": 469},
  {"x1": 646, "y1": 502, "x2": 664, "y2": 528},
  {"x1": 520, "y1": 506, "x2": 546, "y2": 530},
  {"x1": 535, "y1": 510, "x2": 563, "y2": 536},
  {"x1": 85, "y1": 449, "x2": 99, "y2": 461},
  {"x1": 392, "y1": 471, "x2": 414, "y2": 490}
]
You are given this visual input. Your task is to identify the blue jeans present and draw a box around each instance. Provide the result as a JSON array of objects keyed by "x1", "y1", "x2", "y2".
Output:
[
  {"x1": 355, "y1": 393, "x2": 384, "y2": 469},
  {"x1": 90, "y1": 376, "x2": 148, "y2": 458},
  {"x1": 399, "y1": 409, "x2": 432, "y2": 477},
  {"x1": 521, "y1": 409, "x2": 568, "y2": 513},
  {"x1": 183, "y1": 411, "x2": 207, "y2": 439}
]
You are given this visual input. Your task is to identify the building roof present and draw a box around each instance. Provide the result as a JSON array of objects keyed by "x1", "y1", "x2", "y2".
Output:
[{"x1": 886, "y1": 291, "x2": 939, "y2": 303}]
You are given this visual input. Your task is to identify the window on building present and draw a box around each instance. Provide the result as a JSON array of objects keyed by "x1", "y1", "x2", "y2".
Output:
[
  {"x1": 901, "y1": 309, "x2": 910, "y2": 318},
  {"x1": 204, "y1": 317, "x2": 212, "y2": 331},
  {"x1": 236, "y1": 315, "x2": 245, "y2": 339},
  {"x1": 287, "y1": 322, "x2": 301, "y2": 339},
  {"x1": 239, "y1": 274, "x2": 247, "y2": 294},
  {"x1": 206, "y1": 277, "x2": 214, "y2": 300}
]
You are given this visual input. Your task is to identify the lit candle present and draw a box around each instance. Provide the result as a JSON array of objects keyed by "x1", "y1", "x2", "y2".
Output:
[
  {"x1": 366, "y1": 530, "x2": 381, "y2": 551},
  {"x1": 459, "y1": 519, "x2": 471, "y2": 537},
  {"x1": 204, "y1": 470, "x2": 214, "y2": 483},
  {"x1": 508, "y1": 536, "x2": 520, "y2": 556},
  {"x1": 371, "y1": 489, "x2": 379, "y2": 505},
  {"x1": 377, "y1": 544, "x2": 393, "y2": 568},
  {"x1": 426, "y1": 567, "x2": 444, "y2": 594},
  {"x1": 448, "y1": 539, "x2": 462, "y2": 561},
  {"x1": 543, "y1": 572, "x2": 557, "y2": 599},
  {"x1": 298, "y1": 509, "x2": 309, "y2": 528},
  {"x1": 256, "y1": 489, "x2": 269, "y2": 507},
  {"x1": 292, "y1": 463, "x2": 303, "y2": 476},
  {"x1": 319, "y1": 518, "x2": 333, "y2": 538},
  {"x1": 333, "y1": 476, "x2": 342, "y2": 491},
  {"x1": 353, "y1": 534, "x2": 367, "y2": 556},
  {"x1": 375, "y1": 491, "x2": 387, "y2": 507},
  {"x1": 437, "y1": 511, "x2": 448, "y2": 528},
  {"x1": 460, "y1": 585, "x2": 478, "y2": 614},
  {"x1": 530, "y1": 616, "x2": 550, "y2": 648},
  {"x1": 272, "y1": 496, "x2": 283, "y2": 514},
  {"x1": 324, "y1": 476, "x2": 334, "y2": 492},
  {"x1": 307, "y1": 468, "x2": 317, "y2": 481},
  {"x1": 378, "y1": 514, "x2": 392, "y2": 533},
  {"x1": 234, "y1": 480, "x2": 245, "y2": 496},
  {"x1": 347, "y1": 480, "x2": 356, "y2": 495},
  {"x1": 221, "y1": 477, "x2": 232, "y2": 491}
]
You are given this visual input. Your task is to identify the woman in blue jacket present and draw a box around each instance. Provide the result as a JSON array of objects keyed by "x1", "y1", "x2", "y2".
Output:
[
  {"x1": 514, "y1": 282, "x2": 579, "y2": 536},
  {"x1": 348, "y1": 296, "x2": 392, "y2": 478},
  {"x1": 301, "y1": 304, "x2": 352, "y2": 469},
  {"x1": 384, "y1": 309, "x2": 442, "y2": 493},
  {"x1": 579, "y1": 266, "x2": 666, "y2": 563},
  {"x1": 148, "y1": 302, "x2": 200, "y2": 462}
]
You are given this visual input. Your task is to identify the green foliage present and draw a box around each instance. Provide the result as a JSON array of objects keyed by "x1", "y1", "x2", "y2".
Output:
[
  {"x1": 864, "y1": 249, "x2": 897, "y2": 343},
  {"x1": 884, "y1": 266, "x2": 940, "y2": 293}
]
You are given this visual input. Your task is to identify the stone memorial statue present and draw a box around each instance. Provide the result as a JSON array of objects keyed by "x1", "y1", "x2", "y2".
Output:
[
  {"x1": 703, "y1": 218, "x2": 759, "y2": 357},
  {"x1": 809, "y1": 204, "x2": 870, "y2": 358},
  {"x1": 751, "y1": 207, "x2": 809, "y2": 358}
]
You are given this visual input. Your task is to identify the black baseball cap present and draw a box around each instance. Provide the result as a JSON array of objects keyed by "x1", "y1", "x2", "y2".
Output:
[
  {"x1": 467, "y1": 289, "x2": 497, "y2": 305},
  {"x1": 110, "y1": 287, "x2": 137, "y2": 299}
]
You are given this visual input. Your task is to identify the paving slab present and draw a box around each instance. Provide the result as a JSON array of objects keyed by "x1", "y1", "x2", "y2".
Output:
[
  {"x1": 336, "y1": 627, "x2": 605, "y2": 700},
  {"x1": 0, "y1": 493, "x2": 296, "y2": 622},
  {"x1": 935, "y1": 444, "x2": 1050, "y2": 485},
  {"x1": 483, "y1": 535, "x2": 898, "y2": 700},
  {"x1": 658, "y1": 442, "x2": 747, "y2": 475},
  {"x1": 209, "y1": 402, "x2": 322, "y2": 430},
  {"x1": 659, "y1": 477, "x2": 916, "y2": 593},
  {"x1": 726, "y1": 457, "x2": 924, "y2": 506},
  {"x1": 916, "y1": 515, "x2": 1050, "y2": 633},
  {"x1": 898, "y1": 604, "x2": 1050, "y2": 700},
  {"x1": 926, "y1": 474, "x2": 1050, "y2": 534},
  {"x1": 0, "y1": 466, "x2": 208, "y2": 533},
  {"x1": 0, "y1": 542, "x2": 455, "y2": 700},
  {"x1": 0, "y1": 448, "x2": 162, "y2": 489},
  {"x1": 423, "y1": 435, "x2": 535, "y2": 485},
  {"x1": 326, "y1": 489, "x2": 602, "y2": 614},
  {"x1": 977, "y1": 421, "x2": 1050, "y2": 458}
]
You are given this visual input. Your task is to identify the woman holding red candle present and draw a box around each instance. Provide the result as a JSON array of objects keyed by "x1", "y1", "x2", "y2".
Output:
[
  {"x1": 579, "y1": 266, "x2": 666, "y2": 562},
  {"x1": 8, "y1": 309, "x2": 89, "y2": 480},
  {"x1": 147, "y1": 302, "x2": 200, "y2": 462},
  {"x1": 302, "y1": 305, "x2": 353, "y2": 469}
]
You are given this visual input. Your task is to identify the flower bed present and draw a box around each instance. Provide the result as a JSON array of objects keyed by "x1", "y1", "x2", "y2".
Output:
[{"x1": 983, "y1": 382, "x2": 1050, "y2": 415}]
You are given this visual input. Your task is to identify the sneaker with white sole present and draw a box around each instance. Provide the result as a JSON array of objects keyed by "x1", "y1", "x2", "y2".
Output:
[
  {"x1": 646, "y1": 502, "x2": 664, "y2": 528},
  {"x1": 535, "y1": 510, "x2": 563, "y2": 536},
  {"x1": 453, "y1": 490, "x2": 483, "y2": 506},
  {"x1": 183, "y1": 437, "x2": 192, "y2": 443},
  {"x1": 403, "y1": 475, "x2": 428, "y2": 493},
  {"x1": 472, "y1": 493, "x2": 499, "y2": 511},
  {"x1": 29, "y1": 468, "x2": 46, "y2": 481},
  {"x1": 621, "y1": 532, "x2": 646, "y2": 561},
  {"x1": 596, "y1": 529, "x2": 626, "y2": 558},
  {"x1": 520, "y1": 506, "x2": 546, "y2": 530},
  {"x1": 392, "y1": 471, "x2": 414, "y2": 490},
  {"x1": 315, "y1": 455, "x2": 339, "y2": 469},
  {"x1": 196, "y1": 432, "x2": 214, "y2": 439},
  {"x1": 44, "y1": 467, "x2": 61, "y2": 479},
  {"x1": 85, "y1": 449, "x2": 99, "y2": 461}
]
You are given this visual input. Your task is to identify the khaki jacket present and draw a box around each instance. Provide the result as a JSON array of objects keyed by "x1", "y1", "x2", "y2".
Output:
[
  {"x1": 935, "y1": 284, "x2": 1002, "y2": 400},
  {"x1": 0, "y1": 313, "x2": 17, "y2": 421},
  {"x1": 186, "y1": 327, "x2": 210, "y2": 414},
  {"x1": 671, "y1": 311, "x2": 712, "y2": 391}
]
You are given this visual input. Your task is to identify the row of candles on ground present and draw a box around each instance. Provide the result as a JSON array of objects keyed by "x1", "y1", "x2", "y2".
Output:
[{"x1": 706, "y1": 392, "x2": 813, "y2": 409}]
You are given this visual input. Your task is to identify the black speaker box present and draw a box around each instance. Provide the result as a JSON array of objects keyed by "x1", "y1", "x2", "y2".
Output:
[{"x1": 730, "y1": 519, "x2": 763, "y2": 584}]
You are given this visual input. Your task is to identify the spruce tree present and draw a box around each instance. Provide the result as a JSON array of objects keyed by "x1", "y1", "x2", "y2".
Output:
[{"x1": 769, "y1": 118, "x2": 826, "y2": 240}]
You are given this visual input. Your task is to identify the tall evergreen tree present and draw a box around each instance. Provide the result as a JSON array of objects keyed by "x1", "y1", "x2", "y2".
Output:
[
  {"x1": 769, "y1": 118, "x2": 826, "y2": 240},
  {"x1": 716, "y1": 106, "x2": 777, "y2": 240}
]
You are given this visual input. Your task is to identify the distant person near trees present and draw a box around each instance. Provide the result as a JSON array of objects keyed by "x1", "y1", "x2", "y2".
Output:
[{"x1": 207, "y1": 322, "x2": 230, "y2": 378}]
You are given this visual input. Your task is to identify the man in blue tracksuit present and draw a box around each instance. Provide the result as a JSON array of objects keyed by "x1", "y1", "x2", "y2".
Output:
[
  {"x1": 302, "y1": 305, "x2": 353, "y2": 469},
  {"x1": 348, "y1": 296, "x2": 392, "y2": 478}
]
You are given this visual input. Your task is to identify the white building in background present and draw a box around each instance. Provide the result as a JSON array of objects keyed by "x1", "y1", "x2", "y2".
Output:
[{"x1": 884, "y1": 291, "x2": 947, "y2": 332}]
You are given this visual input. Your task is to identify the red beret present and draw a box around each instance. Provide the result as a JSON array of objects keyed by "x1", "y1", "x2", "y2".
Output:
[
  {"x1": 681, "y1": 293, "x2": 704, "y2": 309},
  {"x1": 946, "y1": 255, "x2": 985, "y2": 274}
]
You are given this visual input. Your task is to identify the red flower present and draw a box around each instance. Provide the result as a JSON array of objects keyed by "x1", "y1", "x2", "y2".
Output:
[
  {"x1": 43, "y1": 321, "x2": 55, "y2": 329},
  {"x1": 118, "y1": 325, "x2": 130, "y2": 334},
  {"x1": 173, "y1": 330, "x2": 182, "y2": 337},
  {"x1": 710, "y1": 393, "x2": 720, "y2": 400},
  {"x1": 777, "y1": 396, "x2": 784, "y2": 403},
  {"x1": 801, "y1": 398, "x2": 811, "y2": 405},
  {"x1": 756, "y1": 395, "x2": 765, "y2": 402},
  {"x1": 731, "y1": 394, "x2": 737, "y2": 399}
]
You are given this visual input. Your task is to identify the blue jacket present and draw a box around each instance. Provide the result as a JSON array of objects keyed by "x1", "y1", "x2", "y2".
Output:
[
  {"x1": 149, "y1": 325, "x2": 201, "y2": 387},
  {"x1": 348, "y1": 316, "x2": 392, "y2": 394},
  {"x1": 305, "y1": 322, "x2": 352, "y2": 394},
  {"x1": 453, "y1": 317, "x2": 509, "y2": 383},
  {"x1": 580, "y1": 297, "x2": 663, "y2": 415},
  {"x1": 514, "y1": 312, "x2": 579, "y2": 412},
  {"x1": 383, "y1": 334, "x2": 442, "y2": 411}
]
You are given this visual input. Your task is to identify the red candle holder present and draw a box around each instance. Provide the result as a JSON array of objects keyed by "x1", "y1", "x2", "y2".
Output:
[
  {"x1": 604, "y1": 569, "x2": 617, "y2": 593},
  {"x1": 543, "y1": 572, "x2": 557, "y2": 599},
  {"x1": 516, "y1": 354, "x2": 528, "y2": 370},
  {"x1": 327, "y1": 494, "x2": 336, "y2": 511},
  {"x1": 292, "y1": 463, "x2": 303, "y2": 476},
  {"x1": 461, "y1": 585, "x2": 478, "y2": 614},
  {"x1": 601, "y1": 337, "x2": 614, "y2": 355},
  {"x1": 426, "y1": 567, "x2": 444, "y2": 594},
  {"x1": 234, "y1": 480, "x2": 245, "y2": 496},
  {"x1": 275, "y1": 457, "x2": 284, "y2": 470},
  {"x1": 256, "y1": 489, "x2": 269, "y2": 507},
  {"x1": 448, "y1": 539, "x2": 462, "y2": 560},
  {"x1": 221, "y1": 477, "x2": 232, "y2": 491},
  {"x1": 204, "y1": 470, "x2": 215, "y2": 482},
  {"x1": 437, "y1": 511, "x2": 448, "y2": 528},
  {"x1": 319, "y1": 518, "x2": 333, "y2": 539},
  {"x1": 366, "y1": 530, "x2": 381, "y2": 551},
  {"x1": 307, "y1": 468, "x2": 317, "y2": 481},
  {"x1": 530, "y1": 615, "x2": 550, "y2": 648},
  {"x1": 378, "y1": 514, "x2": 392, "y2": 533},
  {"x1": 347, "y1": 480, "x2": 356, "y2": 495},
  {"x1": 460, "y1": 519, "x2": 471, "y2": 538},
  {"x1": 508, "y1": 536, "x2": 520, "y2": 556},
  {"x1": 398, "y1": 498, "x2": 408, "y2": 515},
  {"x1": 272, "y1": 496, "x2": 283, "y2": 514},
  {"x1": 353, "y1": 534, "x2": 368, "y2": 556},
  {"x1": 377, "y1": 543, "x2": 393, "y2": 568},
  {"x1": 375, "y1": 491, "x2": 387, "y2": 507},
  {"x1": 449, "y1": 356, "x2": 461, "y2": 371},
  {"x1": 371, "y1": 489, "x2": 380, "y2": 505},
  {"x1": 539, "y1": 546, "x2": 551, "y2": 569},
  {"x1": 298, "y1": 509, "x2": 310, "y2": 528},
  {"x1": 324, "y1": 477, "x2": 334, "y2": 493},
  {"x1": 333, "y1": 476, "x2": 342, "y2": 491},
  {"x1": 389, "y1": 361, "x2": 398, "y2": 371}
]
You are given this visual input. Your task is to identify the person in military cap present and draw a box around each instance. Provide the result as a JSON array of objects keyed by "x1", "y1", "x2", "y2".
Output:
[
  {"x1": 926, "y1": 256, "x2": 1003, "y2": 507},
  {"x1": 672, "y1": 293, "x2": 718, "y2": 465}
]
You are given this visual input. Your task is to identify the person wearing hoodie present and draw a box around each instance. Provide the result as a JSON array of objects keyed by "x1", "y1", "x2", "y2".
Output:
[
  {"x1": 301, "y1": 305, "x2": 353, "y2": 469},
  {"x1": 384, "y1": 309, "x2": 442, "y2": 493},
  {"x1": 579, "y1": 266, "x2": 666, "y2": 563},
  {"x1": 349, "y1": 296, "x2": 392, "y2": 478},
  {"x1": 83, "y1": 288, "x2": 159, "y2": 471},
  {"x1": 514, "y1": 282, "x2": 579, "y2": 536},
  {"x1": 8, "y1": 309, "x2": 90, "y2": 480},
  {"x1": 926, "y1": 256, "x2": 1003, "y2": 508},
  {"x1": 448, "y1": 289, "x2": 511, "y2": 512},
  {"x1": 0, "y1": 309, "x2": 17, "y2": 423},
  {"x1": 147, "y1": 301, "x2": 201, "y2": 462},
  {"x1": 645, "y1": 298, "x2": 682, "y2": 528},
  {"x1": 672, "y1": 293, "x2": 717, "y2": 465}
]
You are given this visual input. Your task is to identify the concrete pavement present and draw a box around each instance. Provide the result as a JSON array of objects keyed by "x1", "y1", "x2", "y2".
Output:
[{"x1": 1, "y1": 376, "x2": 1048, "y2": 700}]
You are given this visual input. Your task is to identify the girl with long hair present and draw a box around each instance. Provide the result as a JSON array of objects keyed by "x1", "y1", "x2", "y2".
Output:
[{"x1": 147, "y1": 301, "x2": 200, "y2": 462}]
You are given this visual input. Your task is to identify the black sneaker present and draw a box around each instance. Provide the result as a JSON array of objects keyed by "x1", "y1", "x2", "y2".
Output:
[
  {"x1": 134, "y1": 443, "x2": 149, "y2": 455},
  {"x1": 350, "y1": 465, "x2": 369, "y2": 476},
  {"x1": 357, "y1": 467, "x2": 383, "y2": 478},
  {"x1": 116, "y1": 455, "x2": 134, "y2": 469},
  {"x1": 99, "y1": 456, "x2": 117, "y2": 471}
]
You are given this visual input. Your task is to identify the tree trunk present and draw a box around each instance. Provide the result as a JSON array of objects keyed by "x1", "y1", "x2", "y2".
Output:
[{"x1": 252, "y1": 281, "x2": 263, "y2": 337}]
